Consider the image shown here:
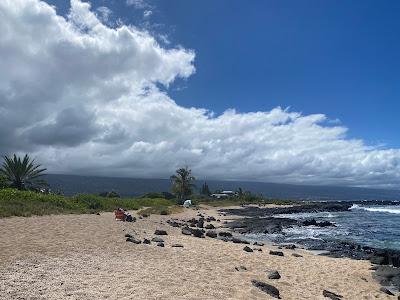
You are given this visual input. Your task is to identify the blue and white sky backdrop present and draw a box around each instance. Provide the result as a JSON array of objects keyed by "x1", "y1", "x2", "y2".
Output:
[{"x1": 1, "y1": 0, "x2": 400, "y2": 188}]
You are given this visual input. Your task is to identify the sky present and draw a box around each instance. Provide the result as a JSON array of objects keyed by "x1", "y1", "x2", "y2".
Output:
[{"x1": 0, "y1": 0, "x2": 400, "y2": 188}]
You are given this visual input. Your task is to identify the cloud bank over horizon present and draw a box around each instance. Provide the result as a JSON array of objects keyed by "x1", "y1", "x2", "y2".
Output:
[{"x1": 1, "y1": 0, "x2": 400, "y2": 188}]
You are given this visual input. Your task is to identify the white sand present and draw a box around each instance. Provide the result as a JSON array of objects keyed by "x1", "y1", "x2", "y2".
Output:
[{"x1": 0, "y1": 208, "x2": 393, "y2": 299}]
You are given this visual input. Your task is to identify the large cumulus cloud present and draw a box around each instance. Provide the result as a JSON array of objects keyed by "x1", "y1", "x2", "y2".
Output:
[{"x1": 1, "y1": 0, "x2": 399, "y2": 188}]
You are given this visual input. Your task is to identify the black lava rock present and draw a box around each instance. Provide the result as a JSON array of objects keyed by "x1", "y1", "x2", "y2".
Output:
[
  {"x1": 206, "y1": 231, "x2": 217, "y2": 238},
  {"x1": 181, "y1": 227, "x2": 192, "y2": 235},
  {"x1": 219, "y1": 231, "x2": 232, "y2": 237},
  {"x1": 322, "y1": 290, "x2": 343, "y2": 300},
  {"x1": 269, "y1": 251, "x2": 284, "y2": 256},
  {"x1": 205, "y1": 224, "x2": 215, "y2": 229},
  {"x1": 243, "y1": 246, "x2": 253, "y2": 252},
  {"x1": 267, "y1": 271, "x2": 281, "y2": 279},
  {"x1": 154, "y1": 229, "x2": 168, "y2": 235},
  {"x1": 157, "y1": 242, "x2": 165, "y2": 247},
  {"x1": 126, "y1": 237, "x2": 141, "y2": 244},
  {"x1": 251, "y1": 280, "x2": 280, "y2": 299},
  {"x1": 143, "y1": 239, "x2": 151, "y2": 244},
  {"x1": 151, "y1": 237, "x2": 164, "y2": 243}
]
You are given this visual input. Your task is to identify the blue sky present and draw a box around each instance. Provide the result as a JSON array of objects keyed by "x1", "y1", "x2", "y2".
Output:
[
  {"x1": 2, "y1": 0, "x2": 400, "y2": 187},
  {"x1": 47, "y1": 0, "x2": 400, "y2": 148}
]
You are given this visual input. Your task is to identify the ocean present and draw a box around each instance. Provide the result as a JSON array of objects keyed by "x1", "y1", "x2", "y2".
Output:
[{"x1": 250, "y1": 204, "x2": 400, "y2": 251}]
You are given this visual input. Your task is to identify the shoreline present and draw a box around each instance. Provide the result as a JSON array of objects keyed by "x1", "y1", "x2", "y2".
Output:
[
  {"x1": 221, "y1": 202, "x2": 400, "y2": 294},
  {"x1": 0, "y1": 205, "x2": 398, "y2": 299}
]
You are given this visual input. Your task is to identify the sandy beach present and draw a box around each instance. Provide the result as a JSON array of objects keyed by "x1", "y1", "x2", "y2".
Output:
[{"x1": 0, "y1": 207, "x2": 393, "y2": 300}]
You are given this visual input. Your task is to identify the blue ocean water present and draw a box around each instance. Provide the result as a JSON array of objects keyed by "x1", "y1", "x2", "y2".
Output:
[{"x1": 267, "y1": 204, "x2": 400, "y2": 250}]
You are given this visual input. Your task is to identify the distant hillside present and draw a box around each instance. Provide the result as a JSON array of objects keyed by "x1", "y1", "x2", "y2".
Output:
[{"x1": 43, "y1": 174, "x2": 400, "y2": 201}]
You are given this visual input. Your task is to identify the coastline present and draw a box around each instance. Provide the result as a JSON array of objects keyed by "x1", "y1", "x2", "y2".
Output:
[{"x1": 0, "y1": 205, "x2": 397, "y2": 299}]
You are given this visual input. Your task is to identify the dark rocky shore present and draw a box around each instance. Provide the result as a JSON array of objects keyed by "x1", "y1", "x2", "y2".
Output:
[{"x1": 221, "y1": 201, "x2": 400, "y2": 292}]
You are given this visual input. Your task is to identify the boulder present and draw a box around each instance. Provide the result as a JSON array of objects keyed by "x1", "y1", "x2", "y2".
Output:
[
  {"x1": 181, "y1": 228, "x2": 192, "y2": 235},
  {"x1": 379, "y1": 287, "x2": 394, "y2": 296},
  {"x1": 126, "y1": 237, "x2": 141, "y2": 244},
  {"x1": 206, "y1": 231, "x2": 217, "y2": 238},
  {"x1": 243, "y1": 246, "x2": 253, "y2": 253},
  {"x1": 205, "y1": 224, "x2": 215, "y2": 229},
  {"x1": 191, "y1": 228, "x2": 205, "y2": 238},
  {"x1": 267, "y1": 271, "x2": 281, "y2": 279},
  {"x1": 197, "y1": 219, "x2": 204, "y2": 228},
  {"x1": 154, "y1": 229, "x2": 168, "y2": 235},
  {"x1": 232, "y1": 237, "x2": 250, "y2": 244},
  {"x1": 269, "y1": 250, "x2": 284, "y2": 257},
  {"x1": 219, "y1": 231, "x2": 232, "y2": 237},
  {"x1": 157, "y1": 242, "x2": 165, "y2": 247},
  {"x1": 251, "y1": 280, "x2": 280, "y2": 299},
  {"x1": 151, "y1": 237, "x2": 164, "y2": 243},
  {"x1": 143, "y1": 239, "x2": 151, "y2": 244},
  {"x1": 322, "y1": 290, "x2": 343, "y2": 300},
  {"x1": 167, "y1": 220, "x2": 181, "y2": 227},
  {"x1": 303, "y1": 219, "x2": 335, "y2": 227}
]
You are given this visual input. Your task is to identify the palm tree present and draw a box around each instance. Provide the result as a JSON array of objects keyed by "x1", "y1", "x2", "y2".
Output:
[
  {"x1": 0, "y1": 154, "x2": 47, "y2": 190},
  {"x1": 170, "y1": 166, "x2": 196, "y2": 201}
]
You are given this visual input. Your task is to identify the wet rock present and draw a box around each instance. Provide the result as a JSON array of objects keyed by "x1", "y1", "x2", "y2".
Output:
[
  {"x1": 154, "y1": 229, "x2": 168, "y2": 235},
  {"x1": 302, "y1": 219, "x2": 336, "y2": 227},
  {"x1": 269, "y1": 250, "x2": 284, "y2": 257},
  {"x1": 171, "y1": 244, "x2": 184, "y2": 248},
  {"x1": 205, "y1": 224, "x2": 215, "y2": 229},
  {"x1": 243, "y1": 246, "x2": 253, "y2": 252},
  {"x1": 219, "y1": 231, "x2": 232, "y2": 238},
  {"x1": 267, "y1": 271, "x2": 281, "y2": 279},
  {"x1": 322, "y1": 290, "x2": 343, "y2": 300},
  {"x1": 283, "y1": 244, "x2": 296, "y2": 250},
  {"x1": 151, "y1": 237, "x2": 164, "y2": 243},
  {"x1": 251, "y1": 280, "x2": 280, "y2": 299},
  {"x1": 126, "y1": 237, "x2": 141, "y2": 244},
  {"x1": 181, "y1": 227, "x2": 192, "y2": 235},
  {"x1": 143, "y1": 239, "x2": 151, "y2": 244},
  {"x1": 157, "y1": 242, "x2": 165, "y2": 247},
  {"x1": 206, "y1": 231, "x2": 217, "y2": 238}
]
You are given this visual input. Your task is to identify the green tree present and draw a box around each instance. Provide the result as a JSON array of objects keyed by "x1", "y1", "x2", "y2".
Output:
[
  {"x1": 170, "y1": 166, "x2": 195, "y2": 201},
  {"x1": 0, "y1": 154, "x2": 47, "y2": 190},
  {"x1": 200, "y1": 181, "x2": 211, "y2": 196}
]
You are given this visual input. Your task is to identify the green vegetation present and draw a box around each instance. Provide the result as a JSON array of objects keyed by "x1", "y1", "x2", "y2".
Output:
[
  {"x1": 138, "y1": 205, "x2": 184, "y2": 216},
  {"x1": 0, "y1": 154, "x2": 47, "y2": 190},
  {"x1": 170, "y1": 166, "x2": 195, "y2": 201},
  {"x1": 0, "y1": 189, "x2": 176, "y2": 218}
]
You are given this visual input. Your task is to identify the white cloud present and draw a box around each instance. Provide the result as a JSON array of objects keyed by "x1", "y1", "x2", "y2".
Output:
[
  {"x1": 1, "y1": 0, "x2": 400, "y2": 188},
  {"x1": 143, "y1": 10, "x2": 152, "y2": 18},
  {"x1": 96, "y1": 6, "x2": 112, "y2": 23},
  {"x1": 126, "y1": 0, "x2": 151, "y2": 9}
]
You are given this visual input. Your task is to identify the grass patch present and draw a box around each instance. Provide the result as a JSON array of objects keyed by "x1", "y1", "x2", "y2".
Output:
[
  {"x1": 0, "y1": 189, "x2": 178, "y2": 218},
  {"x1": 138, "y1": 205, "x2": 184, "y2": 216}
]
